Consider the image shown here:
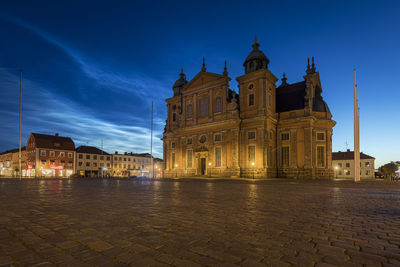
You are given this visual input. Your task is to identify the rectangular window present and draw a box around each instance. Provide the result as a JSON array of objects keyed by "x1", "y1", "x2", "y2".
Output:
[
  {"x1": 215, "y1": 147, "x2": 222, "y2": 167},
  {"x1": 79, "y1": 154, "x2": 83, "y2": 159},
  {"x1": 93, "y1": 155, "x2": 97, "y2": 160},
  {"x1": 78, "y1": 162, "x2": 82, "y2": 166},
  {"x1": 346, "y1": 163, "x2": 350, "y2": 168},
  {"x1": 60, "y1": 152, "x2": 65, "y2": 157},
  {"x1": 124, "y1": 158, "x2": 126, "y2": 161},
  {"x1": 317, "y1": 132, "x2": 325, "y2": 141},
  {"x1": 346, "y1": 170, "x2": 351, "y2": 175},
  {"x1": 199, "y1": 98, "x2": 208, "y2": 118},
  {"x1": 248, "y1": 131, "x2": 256, "y2": 140},
  {"x1": 86, "y1": 162, "x2": 90, "y2": 167},
  {"x1": 248, "y1": 145, "x2": 255, "y2": 164},
  {"x1": 171, "y1": 142, "x2": 176, "y2": 148},
  {"x1": 366, "y1": 170, "x2": 370, "y2": 175},
  {"x1": 338, "y1": 162, "x2": 342, "y2": 167},
  {"x1": 86, "y1": 155, "x2": 90, "y2": 159},
  {"x1": 215, "y1": 97, "x2": 222, "y2": 113},
  {"x1": 100, "y1": 156, "x2": 104, "y2": 160},
  {"x1": 41, "y1": 160, "x2": 46, "y2": 165},
  {"x1": 93, "y1": 163, "x2": 97, "y2": 167},
  {"x1": 187, "y1": 138, "x2": 192, "y2": 145},
  {"x1": 107, "y1": 156, "x2": 110, "y2": 160},
  {"x1": 365, "y1": 162, "x2": 370, "y2": 167},
  {"x1": 248, "y1": 94, "x2": 254, "y2": 106},
  {"x1": 214, "y1": 134, "x2": 221, "y2": 142},
  {"x1": 339, "y1": 171, "x2": 342, "y2": 175},
  {"x1": 172, "y1": 152, "x2": 176, "y2": 169},
  {"x1": 50, "y1": 151, "x2": 55, "y2": 157},
  {"x1": 123, "y1": 164, "x2": 126, "y2": 168},
  {"x1": 128, "y1": 164, "x2": 131, "y2": 169},
  {"x1": 281, "y1": 146, "x2": 289, "y2": 167},
  {"x1": 68, "y1": 152, "x2": 73, "y2": 158},
  {"x1": 317, "y1": 146, "x2": 325, "y2": 167},
  {"x1": 187, "y1": 150, "x2": 192, "y2": 168},
  {"x1": 186, "y1": 104, "x2": 193, "y2": 119},
  {"x1": 107, "y1": 163, "x2": 110, "y2": 167},
  {"x1": 281, "y1": 133, "x2": 290, "y2": 140}
]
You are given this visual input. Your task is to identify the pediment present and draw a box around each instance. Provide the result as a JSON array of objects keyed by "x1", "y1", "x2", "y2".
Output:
[{"x1": 183, "y1": 71, "x2": 228, "y2": 92}]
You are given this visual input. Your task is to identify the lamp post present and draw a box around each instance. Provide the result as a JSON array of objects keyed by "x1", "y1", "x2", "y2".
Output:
[
  {"x1": 251, "y1": 162, "x2": 255, "y2": 179},
  {"x1": 335, "y1": 166, "x2": 338, "y2": 179},
  {"x1": 208, "y1": 162, "x2": 211, "y2": 177},
  {"x1": 175, "y1": 164, "x2": 178, "y2": 178}
]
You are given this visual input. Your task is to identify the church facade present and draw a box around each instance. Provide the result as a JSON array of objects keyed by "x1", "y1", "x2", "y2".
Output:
[{"x1": 162, "y1": 39, "x2": 336, "y2": 179}]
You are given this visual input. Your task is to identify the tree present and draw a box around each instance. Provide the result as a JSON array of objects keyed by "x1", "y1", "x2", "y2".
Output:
[{"x1": 379, "y1": 162, "x2": 399, "y2": 180}]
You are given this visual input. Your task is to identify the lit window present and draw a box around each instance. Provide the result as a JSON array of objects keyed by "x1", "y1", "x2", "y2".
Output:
[
  {"x1": 281, "y1": 133, "x2": 290, "y2": 140},
  {"x1": 248, "y1": 131, "x2": 256, "y2": 140}
]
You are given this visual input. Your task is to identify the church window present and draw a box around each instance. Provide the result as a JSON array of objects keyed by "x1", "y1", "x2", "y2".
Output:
[
  {"x1": 215, "y1": 147, "x2": 222, "y2": 167},
  {"x1": 215, "y1": 134, "x2": 221, "y2": 142},
  {"x1": 248, "y1": 131, "x2": 256, "y2": 140},
  {"x1": 187, "y1": 138, "x2": 192, "y2": 145},
  {"x1": 215, "y1": 97, "x2": 222, "y2": 113},
  {"x1": 199, "y1": 98, "x2": 208, "y2": 118},
  {"x1": 317, "y1": 132, "x2": 325, "y2": 141},
  {"x1": 281, "y1": 146, "x2": 290, "y2": 167},
  {"x1": 187, "y1": 150, "x2": 193, "y2": 168},
  {"x1": 171, "y1": 153, "x2": 176, "y2": 169},
  {"x1": 281, "y1": 133, "x2": 290, "y2": 140},
  {"x1": 171, "y1": 142, "x2": 175, "y2": 148},
  {"x1": 249, "y1": 94, "x2": 254, "y2": 106},
  {"x1": 248, "y1": 145, "x2": 255, "y2": 164},
  {"x1": 317, "y1": 146, "x2": 325, "y2": 167},
  {"x1": 186, "y1": 104, "x2": 193, "y2": 118}
]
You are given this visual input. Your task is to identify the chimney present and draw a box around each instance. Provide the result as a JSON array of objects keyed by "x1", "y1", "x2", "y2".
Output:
[
  {"x1": 347, "y1": 149, "x2": 350, "y2": 152},
  {"x1": 115, "y1": 151, "x2": 118, "y2": 154},
  {"x1": 55, "y1": 133, "x2": 59, "y2": 136}
]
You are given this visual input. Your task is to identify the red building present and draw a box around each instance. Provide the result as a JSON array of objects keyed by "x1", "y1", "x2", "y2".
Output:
[{"x1": 26, "y1": 133, "x2": 75, "y2": 178}]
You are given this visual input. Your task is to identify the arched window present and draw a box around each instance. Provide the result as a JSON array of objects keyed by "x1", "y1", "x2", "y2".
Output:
[{"x1": 215, "y1": 97, "x2": 222, "y2": 113}]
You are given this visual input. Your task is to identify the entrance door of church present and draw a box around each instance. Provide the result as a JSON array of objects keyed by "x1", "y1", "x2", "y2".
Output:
[{"x1": 200, "y1": 158, "x2": 206, "y2": 175}]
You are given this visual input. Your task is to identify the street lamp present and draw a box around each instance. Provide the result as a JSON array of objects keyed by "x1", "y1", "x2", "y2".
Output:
[
  {"x1": 335, "y1": 166, "x2": 338, "y2": 179},
  {"x1": 251, "y1": 162, "x2": 255, "y2": 179},
  {"x1": 175, "y1": 164, "x2": 178, "y2": 178},
  {"x1": 208, "y1": 162, "x2": 212, "y2": 177}
]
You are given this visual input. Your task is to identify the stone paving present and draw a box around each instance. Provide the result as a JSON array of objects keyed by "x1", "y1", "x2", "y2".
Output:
[{"x1": 0, "y1": 178, "x2": 400, "y2": 267}]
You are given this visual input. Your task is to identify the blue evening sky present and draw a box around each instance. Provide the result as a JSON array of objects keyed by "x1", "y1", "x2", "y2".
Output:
[{"x1": 0, "y1": 0, "x2": 399, "y2": 167}]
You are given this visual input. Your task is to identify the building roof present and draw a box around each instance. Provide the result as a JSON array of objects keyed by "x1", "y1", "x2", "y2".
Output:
[
  {"x1": 332, "y1": 150, "x2": 375, "y2": 160},
  {"x1": 76, "y1": 146, "x2": 109, "y2": 155},
  {"x1": 0, "y1": 147, "x2": 26, "y2": 155},
  {"x1": 276, "y1": 81, "x2": 306, "y2": 112},
  {"x1": 31, "y1": 133, "x2": 75, "y2": 151}
]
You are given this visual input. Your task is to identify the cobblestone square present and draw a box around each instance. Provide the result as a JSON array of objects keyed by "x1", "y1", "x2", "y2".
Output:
[{"x1": 0, "y1": 178, "x2": 399, "y2": 266}]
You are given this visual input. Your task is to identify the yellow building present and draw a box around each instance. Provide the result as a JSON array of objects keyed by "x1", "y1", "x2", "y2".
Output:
[{"x1": 163, "y1": 39, "x2": 336, "y2": 179}]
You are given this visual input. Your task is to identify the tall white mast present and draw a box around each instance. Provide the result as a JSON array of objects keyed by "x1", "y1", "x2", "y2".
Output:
[
  {"x1": 354, "y1": 69, "x2": 360, "y2": 182},
  {"x1": 150, "y1": 101, "x2": 154, "y2": 178}
]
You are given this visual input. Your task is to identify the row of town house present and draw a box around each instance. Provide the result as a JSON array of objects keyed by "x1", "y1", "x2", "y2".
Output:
[{"x1": 0, "y1": 133, "x2": 163, "y2": 178}]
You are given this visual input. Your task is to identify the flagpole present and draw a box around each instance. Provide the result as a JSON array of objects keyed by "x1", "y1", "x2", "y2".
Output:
[
  {"x1": 150, "y1": 101, "x2": 154, "y2": 178},
  {"x1": 354, "y1": 69, "x2": 360, "y2": 182},
  {"x1": 19, "y1": 69, "x2": 22, "y2": 179}
]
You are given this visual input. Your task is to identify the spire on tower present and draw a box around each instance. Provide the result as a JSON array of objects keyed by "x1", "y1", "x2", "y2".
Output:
[
  {"x1": 223, "y1": 60, "x2": 228, "y2": 76},
  {"x1": 281, "y1": 72, "x2": 288, "y2": 86},
  {"x1": 311, "y1": 56, "x2": 316, "y2": 73},
  {"x1": 252, "y1": 36, "x2": 260, "y2": 49},
  {"x1": 201, "y1": 56, "x2": 206, "y2": 72}
]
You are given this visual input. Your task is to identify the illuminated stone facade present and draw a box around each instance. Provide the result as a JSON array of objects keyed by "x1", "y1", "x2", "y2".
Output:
[{"x1": 163, "y1": 40, "x2": 336, "y2": 179}]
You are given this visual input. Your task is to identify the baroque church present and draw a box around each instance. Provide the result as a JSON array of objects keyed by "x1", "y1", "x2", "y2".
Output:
[{"x1": 162, "y1": 39, "x2": 336, "y2": 179}]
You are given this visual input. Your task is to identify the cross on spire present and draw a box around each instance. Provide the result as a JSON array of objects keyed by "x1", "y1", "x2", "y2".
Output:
[
  {"x1": 223, "y1": 60, "x2": 228, "y2": 76},
  {"x1": 201, "y1": 56, "x2": 206, "y2": 72}
]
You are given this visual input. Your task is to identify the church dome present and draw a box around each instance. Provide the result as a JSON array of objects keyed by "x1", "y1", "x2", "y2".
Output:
[
  {"x1": 172, "y1": 69, "x2": 188, "y2": 96},
  {"x1": 243, "y1": 37, "x2": 269, "y2": 74}
]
